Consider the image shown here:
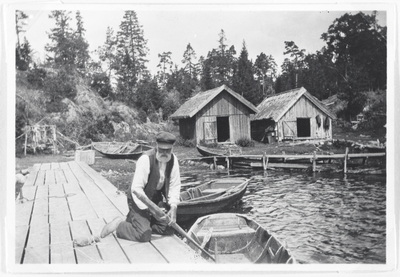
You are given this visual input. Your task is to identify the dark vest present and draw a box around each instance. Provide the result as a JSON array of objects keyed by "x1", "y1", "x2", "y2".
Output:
[{"x1": 127, "y1": 149, "x2": 175, "y2": 206}]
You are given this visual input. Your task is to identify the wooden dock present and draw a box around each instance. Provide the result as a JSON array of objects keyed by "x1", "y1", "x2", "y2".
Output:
[
  {"x1": 15, "y1": 160, "x2": 209, "y2": 264},
  {"x1": 185, "y1": 148, "x2": 386, "y2": 173}
]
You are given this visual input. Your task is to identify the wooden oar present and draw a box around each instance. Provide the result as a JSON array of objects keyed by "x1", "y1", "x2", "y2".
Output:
[{"x1": 132, "y1": 191, "x2": 216, "y2": 262}]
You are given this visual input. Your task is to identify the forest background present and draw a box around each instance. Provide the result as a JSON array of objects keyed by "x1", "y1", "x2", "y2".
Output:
[{"x1": 14, "y1": 8, "x2": 387, "y2": 154}]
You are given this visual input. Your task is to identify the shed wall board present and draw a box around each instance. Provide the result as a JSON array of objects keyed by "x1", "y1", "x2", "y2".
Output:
[{"x1": 277, "y1": 96, "x2": 332, "y2": 141}]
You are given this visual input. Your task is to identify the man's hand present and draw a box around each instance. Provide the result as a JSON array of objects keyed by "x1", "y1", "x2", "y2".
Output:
[{"x1": 166, "y1": 205, "x2": 177, "y2": 226}]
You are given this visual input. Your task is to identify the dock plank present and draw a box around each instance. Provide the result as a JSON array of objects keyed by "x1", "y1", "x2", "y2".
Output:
[
  {"x1": 69, "y1": 220, "x2": 103, "y2": 264},
  {"x1": 50, "y1": 222, "x2": 75, "y2": 264},
  {"x1": 45, "y1": 170, "x2": 56, "y2": 186},
  {"x1": 67, "y1": 162, "x2": 123, "y2": 220},
  {"x1": 76, "y1": 161, "x2": 129, "y2": 216},
  {"x1": 117, "y1": 238, "x2": 168, "y2": 264},
  {"x1": 16, "y1": 161, "x2": 208, "y2": 265},
  {"x1": 35, "y1": 169, "x2": 46, "y2": 186},
  {"x1": 15, "y1": 186, "x2": 37, "y2": 227},
  {"x1": 23, "y1": 164, "x2": 40, "y2": 187},
  {"x1": 30, "y1": 185, "x2": 49, "y2": 227},
  {"x1": 15, "y1": 225, "x2": 29, "y2": 264},
  {"x1": 86, "y1": 218, "x2": 130, "y2": 264},
  {"x1": 24, "y1": 223, "x2": 49, "y2": 264},
  {"x1": 41, "y1": 163, "x2": 51, "y2": 170},
  {"x1": 54, "y1": 168, "x2": 68, "y2": 184},
  {"x1": 151, "y1": 235, "x2": 209, "y2": 264}
]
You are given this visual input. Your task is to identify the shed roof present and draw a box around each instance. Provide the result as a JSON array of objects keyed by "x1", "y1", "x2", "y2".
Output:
[
  {"x1": 170, "y1": 84, "x2": 258, "y2": 119},
  {"x1": 252, "y1": 87, "x2": 336, "y2": 121}
]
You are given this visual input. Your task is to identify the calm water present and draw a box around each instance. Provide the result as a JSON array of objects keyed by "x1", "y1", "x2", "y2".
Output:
[{"x1": 180, "y1": 169, "x2": 386, "y2": 264}]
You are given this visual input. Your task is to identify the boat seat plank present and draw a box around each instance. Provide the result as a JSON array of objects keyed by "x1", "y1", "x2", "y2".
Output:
[
  {"x1": 51, "y1": 162, "x2": 60, "y2": 169},
  {"x1": 15, "y1": 225, "x2": 29, "y2": 264},
  {"x1": 86, "y1": 218, "x2": 130, "y2": 264},
  {"x1": 24, "y1": 223, "x2": 50, "y2": 264},
  {"x1": 150, "y1": 235, "x2": 209, "y2": 263},
  {"x1": 50, "y1": 222, "x2": 75, "y2": 264},
  {"x1": 215, "y1": 253, "x2": 249, "y2": 263},
  {"x1": 201, "y1": 188, "x2": 226, "y2": 195},
  {"x1": 69, "y1": 220, "x2": 103, "y2": 264}
]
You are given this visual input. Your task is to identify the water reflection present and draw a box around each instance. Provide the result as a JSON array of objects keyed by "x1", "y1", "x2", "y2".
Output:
[{"x1": 180, "y1": 169, "x2": 386, "y2": 264}]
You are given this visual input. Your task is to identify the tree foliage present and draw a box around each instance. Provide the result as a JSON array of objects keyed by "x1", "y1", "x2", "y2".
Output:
[
  {"x1": 232, "y1": 41, "x2": 260, "y2": 105},
  {"x1": 115, "y1": 10, "x2": 149, "y2": 102}
]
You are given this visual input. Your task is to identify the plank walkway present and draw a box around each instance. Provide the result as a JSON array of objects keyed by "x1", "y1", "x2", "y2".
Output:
[{"x1": 15, "y1": 160, "x2": 208, "y2": 264}]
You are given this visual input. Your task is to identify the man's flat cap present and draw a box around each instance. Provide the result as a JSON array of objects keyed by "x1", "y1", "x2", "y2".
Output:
[{"x1": 156, "y1": 131, "x2": 176, "y2": 149}]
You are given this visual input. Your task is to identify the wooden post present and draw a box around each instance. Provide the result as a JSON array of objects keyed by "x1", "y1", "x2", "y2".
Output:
[
  {"x1": 344, "y1": 147, "x2": 349, "y2": 174},
  {"x1": 265, "y1": 157, "x2": 269, "y2": 170},
  {"x1": 263, "y1": 152, "x2": 266, "y2": 171},
  {"x1": 282, "y1": 151, "x2": 286, "y2": 162},
  {"x1": 213, "y1": 156, "x2": 217, "y2": 170},
  {"x1": 226, "y1": 157, "x2": 230, "y2": 170},
  {"x1": 52, "y1": 126, "x2": 56, "y2": 155},
  {"x1": 312, "y1": 151, "x2": 317, "y2": 172},
  {"x1": 24, "y1": 129, "x2": 28, "y2": 156}
]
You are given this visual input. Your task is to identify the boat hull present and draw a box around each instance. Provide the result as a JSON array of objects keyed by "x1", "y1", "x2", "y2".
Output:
[
  {"x1": 187, "y1": 213, "x2": 296, "y2": 264},
  {"x1": 177, "y1": 178, "x2": 248, "y2": 222},
  {"x1": 92, "y1": 142, "x2": 153, "y2": 159}
]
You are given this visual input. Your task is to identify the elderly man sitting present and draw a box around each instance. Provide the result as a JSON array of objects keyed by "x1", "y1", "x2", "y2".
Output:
[{"x1": 100, "y1": 131, "x2": 181, "y2": 242}]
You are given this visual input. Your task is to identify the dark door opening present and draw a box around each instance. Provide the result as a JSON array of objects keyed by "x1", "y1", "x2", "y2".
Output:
[
  {"x1": 217, "y1": 117, "x2": 230, "y2": 142},
  {"x1": 297, "y1": 118, "x2": 311, "y2": 137}
]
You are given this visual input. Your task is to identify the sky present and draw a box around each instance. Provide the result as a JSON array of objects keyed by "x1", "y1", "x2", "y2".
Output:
[{"x1": 19, "y1": 5, "x2": 387, "y2": 75}]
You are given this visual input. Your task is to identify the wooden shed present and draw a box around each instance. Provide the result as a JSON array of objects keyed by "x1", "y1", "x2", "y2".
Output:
[
  {"x1": 251, "y1": 87, "x2": 336, "y2": 142},
  {"x1": 170, "y1": 84, "x2": 258, "y2": 144}
]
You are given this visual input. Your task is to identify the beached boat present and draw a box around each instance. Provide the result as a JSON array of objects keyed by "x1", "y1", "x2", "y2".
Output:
[
  {"x1": 187, "y1": 213, "x2": 296, "y2": 264},
  {"x1": 92, "y1": 141, "x2": 153, "y2": 159},
  {"x1": 177, "y1": 178, "x2": 249, "y2": 222},
  {"x1": 196, "y1": 145, "x2": 242, "y2": 157}
]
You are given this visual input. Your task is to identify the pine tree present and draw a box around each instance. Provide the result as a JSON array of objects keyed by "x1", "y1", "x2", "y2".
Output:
[
  {"x1": 208, "y1": 30, "x2": 236, "y2": 86},
  {"x1": 97, "y1": 27, "x2": 118, "y2": 80},
  {"x1": 232, "y1": 41, "x2": 259, "y2": 105},
  {"x1": 116, "y1": 10, "x2": 149, "y2": 100},
  {"x1": 254, "y1": 52, "x2": 277, "y2": 96},
  {"x1": 200, "y1": 57, "x2": 214, "y2": 90},
  {"x1": 45, "y1": 10, "x2": 74, "y2": 65},
  {"x1": 157, "y1": 51, "x2": 173, "y2": 88},
  {"x1": 74, "y1": 11, "x2": 90, "y2": 69},
  {"x1": 182, "y1": 43, "x2": 198, "y2": 85},
  {"x1": 15, "y1": 10, "x2": 28, "y2": 60}
]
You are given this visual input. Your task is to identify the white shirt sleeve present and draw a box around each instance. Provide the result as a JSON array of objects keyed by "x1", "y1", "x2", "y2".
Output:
[
  {"x1": 167, "y1": 154, "x2": 181, "y2": 208},
  {"x1": 131, "y1": 155, "x2": 151, "y2": 210}
]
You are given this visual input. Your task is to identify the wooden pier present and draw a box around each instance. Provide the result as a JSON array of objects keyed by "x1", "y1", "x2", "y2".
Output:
[
  {"x1": 15, "y1": 160, "x2": 208, "y2": 264},
  {"x1": 184, "y1": 148, "x2": 386, "y2": 173}
]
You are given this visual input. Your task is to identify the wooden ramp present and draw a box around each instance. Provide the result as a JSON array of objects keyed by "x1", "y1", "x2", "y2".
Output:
[{"x1": 15, "y1": 160, "x2": 209, "y2": 264}]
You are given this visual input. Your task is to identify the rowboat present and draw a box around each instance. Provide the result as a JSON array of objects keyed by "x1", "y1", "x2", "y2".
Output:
[
  {"x1": 92, "y1": 141, "x2": 153, "y2": 159},
  {"x1": 196, "y1": 145, "x2": 242, "y2": 157},
  {"x1": 177, "y1": 178, "x2": 249, "y2": 222},
  {"x1": 187, "y1": 213, "x2": 296, "y2": 264}
]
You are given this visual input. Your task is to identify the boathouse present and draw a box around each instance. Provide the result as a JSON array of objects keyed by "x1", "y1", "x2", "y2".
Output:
[
  {"x1": 251, "y1": 87, "x2": 336, "y2": 142},
  {"x1": 170, "y1": 84, "x2": 258, "y2": 144}
]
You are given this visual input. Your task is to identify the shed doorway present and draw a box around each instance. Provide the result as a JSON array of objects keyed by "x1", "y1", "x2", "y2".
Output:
[
  {"x1": 297, "y1": 118, "x2": 311, "y2": 137},
  {"x1": 217, "y1": 116, "x2": 230, "y2": 142}
]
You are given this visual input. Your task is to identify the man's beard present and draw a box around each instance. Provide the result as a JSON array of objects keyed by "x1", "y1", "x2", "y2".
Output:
[{"x1": 156, "y1": 152, "x2": 171, "y2": 163}]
